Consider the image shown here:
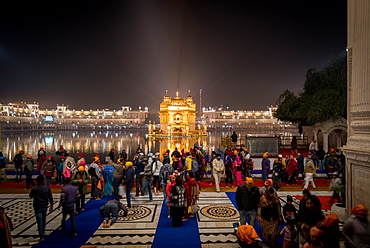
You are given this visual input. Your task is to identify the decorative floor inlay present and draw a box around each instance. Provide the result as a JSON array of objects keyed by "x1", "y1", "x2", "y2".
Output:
[
  {"x1": 200, "y1": 205, "x2": 240, "y2": 219},
  {"x1": 118, "y1": 205, "x2": 152, "y2": 221}
]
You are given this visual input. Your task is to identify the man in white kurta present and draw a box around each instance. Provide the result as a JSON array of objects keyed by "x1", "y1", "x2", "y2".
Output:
[{"x1": 212, "y1": 154, "x2": 225, "y2": 192}]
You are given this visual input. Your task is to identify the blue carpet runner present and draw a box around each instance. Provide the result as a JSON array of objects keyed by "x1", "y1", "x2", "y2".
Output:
[
  {"x1": 226, "y1": 192, "x2": 285, "y2": 245},
  {"x1": 33, "y1": 196, "x2": 114, "y2": 248},
  {"x1": 152, "y1": 204, "x2": 201, "y2": 248}
]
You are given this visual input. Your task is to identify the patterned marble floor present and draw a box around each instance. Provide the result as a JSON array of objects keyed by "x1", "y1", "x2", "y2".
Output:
[{"x1": 1, "y1": 190, "x2": 333, "y2": 248}]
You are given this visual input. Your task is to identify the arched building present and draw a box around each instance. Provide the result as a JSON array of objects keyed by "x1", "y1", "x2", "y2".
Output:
[{"x1": 308, "y1": 119, "x2": 347, "y2": 152}]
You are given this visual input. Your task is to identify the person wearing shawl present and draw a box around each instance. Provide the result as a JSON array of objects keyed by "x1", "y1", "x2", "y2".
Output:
[
  {"x1": 224, "y1": 154, "x2": 234, "y2": 187},
  {"x1": 342, "y1": 204, "x2": 370, "y2": 248},
  {"x1": 183, "y1": 171, "x2": 200, "y2": 220},
  {"x1": 41, "y1": 155, "x2": 55, "y2": 186},
  {"x1": 71, "y1": 165, "x2": 90, "y2": 214},
  {"x1": 296, "y1": 194, "x2": 325, "y2": 247},
  {"x1": 258, "y1": 186, "x2": 282, "y2": 247},
  {"x1": 286, "y1": 155, "x2": 298, "y2": 186},
  {"x1": 170, "y1": 176, "x2": 185, "y2": 227},
  {"x1": 0, "y1": 206, "x2": 13, "y2": 248},
  {"x1": 88, "y1": 157, "x2": 101, "y2": 200},
  {"x1": 236, "y1": 224, "x2": 262, "y2": 248},
  {"x1": 103, "y1": 161, "x2": 114, "y2": 196},
  {"x1": 234, "y1": 150, "x2": 244, "y2": 186}
]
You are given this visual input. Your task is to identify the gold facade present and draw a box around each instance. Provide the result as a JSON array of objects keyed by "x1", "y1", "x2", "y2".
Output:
[{"x1": 149, "y1": 91, "x2": 207, "y2": 137}]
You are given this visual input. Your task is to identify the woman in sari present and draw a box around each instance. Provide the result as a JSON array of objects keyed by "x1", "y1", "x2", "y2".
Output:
[
  {"x1": 103, "y1": 162, "x2": 114, "y2": 196},
  {"x1": 258, "y1": 186, "x2": 283, "y2": 247}
]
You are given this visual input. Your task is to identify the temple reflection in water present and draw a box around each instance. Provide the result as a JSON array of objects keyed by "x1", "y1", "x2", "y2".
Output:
[{"x1": 0, "y1": 130, "x2": 296, "y2": 163}]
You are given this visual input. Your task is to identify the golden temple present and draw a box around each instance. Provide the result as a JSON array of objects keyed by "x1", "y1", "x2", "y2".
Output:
[{"x1": 148, "y1": 91, "x2": 207, "y2": 137}]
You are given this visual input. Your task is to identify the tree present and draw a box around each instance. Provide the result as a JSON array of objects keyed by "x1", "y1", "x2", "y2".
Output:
[{"x1": 275, "y1": 54, "x2": 347, "y2": 127}]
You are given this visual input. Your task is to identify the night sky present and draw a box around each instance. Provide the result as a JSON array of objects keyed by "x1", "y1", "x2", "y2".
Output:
[{"x1": 0, "y1": 0, "x2": 347, "y2": 112}]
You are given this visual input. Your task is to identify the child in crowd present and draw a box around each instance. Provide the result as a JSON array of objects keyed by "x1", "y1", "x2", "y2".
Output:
[
  {"x1": 282, "y1": 195, "x2": 297, "y2": 219},
  {"x1": 280, "y1": 216, "x2": 297, "y2": 248},
  {"x1": 303, "y1": 226, "x2": 323, "y2": 248},
  {"x1": 63, "y1": 161, "x2": 74, "y2": 179},
  {"x1": 56, "y1": 156, "x2": 65, "y2": 185}
]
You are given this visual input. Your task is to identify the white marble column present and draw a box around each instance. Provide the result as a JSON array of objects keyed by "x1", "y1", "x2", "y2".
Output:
[
  {"x1": 342, "y1": 0, "x2": 370, "y2": 213},
  {"x1": 322, "y1": 132, "x2": 329, "y2": 153}
]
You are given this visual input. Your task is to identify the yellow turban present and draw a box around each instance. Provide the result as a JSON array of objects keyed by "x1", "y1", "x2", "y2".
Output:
[
  {"x1": 263, "y1": 152, "x2": 268, "y2": 158},
  {"x1": 78, "y1": 166, "x2": 85, "y2": 172},
  {"x1": 125, "y1": 161, "x2": 133, "y2": 166},
  {"x1": 246, "y1": 177, "x2": 254, "y2": 184}
]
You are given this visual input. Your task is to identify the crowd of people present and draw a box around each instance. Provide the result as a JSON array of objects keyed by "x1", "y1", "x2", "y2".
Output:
[
  {"x1": 235, "y1": 177, "x2": 370, "y2": 248},
  {"x1": 0, "y1": 143, "x2": 369, "y2": 248}
]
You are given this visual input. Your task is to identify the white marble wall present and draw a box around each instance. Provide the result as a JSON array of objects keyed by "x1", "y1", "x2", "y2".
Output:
[{"x1": 343, "y1": 0, "x2": 370, "y2": 214}]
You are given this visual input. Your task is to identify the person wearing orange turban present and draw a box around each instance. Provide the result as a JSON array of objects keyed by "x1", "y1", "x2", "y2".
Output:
[
  {"x1": 342, "y1": 204, "x2": 370, "y2": 248},
  {"x1": 320, "y1": 213, "x2": 341, "y2": 248},
  {"x1": 302, "y1": 226, "x2": 323, "y2": 247},
  {"x1": 236, "y1": 225, "x2": 261, "y2": 245}
]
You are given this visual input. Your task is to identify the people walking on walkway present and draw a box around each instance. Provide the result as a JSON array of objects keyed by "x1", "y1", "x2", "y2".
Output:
[
  {"x1": 212, "y1": 154, "x2": 224, "y2": 192},
  {"x1": 29, "y1": 175, "x2": 53, "y2": 242},
  {"x1": 71, "y1": 166, "x2": 90, "y2": 214},
  {"x1": 261, "y1": 152, "x2": 270, "y2": 183},
  {"x1": 88, "y1": 157, "x2": 101, "y2": 200},
  {"x1": 13, "y1": 150, "x2": 24, "y2": 183},
  {"x1": 134, "y1": 157, "x2": 147, "y2": 197},
  {"x1": 123, "y1": 161, "x2": 135, "y2": 208},
  {"x1": 235, "y1": 177, "x2": 260, "y2": 227},
  {"x1": 304, "y1": 156, "x2": 316, "y2": 189},
  {"x1": 286, "y1": 155, "x2": 298, "y2": 186},
  {"x1": 103, "y1": 161, "x2": 114, "y2": 196},
  {"x1": 183, "y1": 171, "x2": 200, "y2": 220},
  {"x1": 258, "y1": 186, "x2": 283, "y2": 247},
  {"x1": 142, "y1": 157, "x2": 154, "y2": 202},
  {"x1": 342, "y1": 204, "x2": 370, "y2": 248},
  {"x1": 244, "y1": 154, "x2": 254, "y2": 178},
  {"x1": 41, "y1": 156, "x2": 55, "y2": 186},
  {"x1": 234, "y1": 150, "x2": 244, "y2": 186},
  {"x1": 170, "y1": 176, "x2": 185, "y2": 227},
  {"x1": 24, "y1": 155, "x2": 35, "y2": 189},
  {"x1": 151, "y1": 154, "x2": 163, "y2": 195},
  {"x1": 111, "y1": 159, "x2": 124, "y2": 199},
  {"x1": 159, "y1": 162, "x2": 174, "y2": 204},
  {"x1": 272, "y1": 155, "x2": 284, "y2": 190},
  {"x1": 224, "y1": 154, "x2": 234, "y2": 187},
  {"x1": 58, "y1": 177, "x2": 78, "y2": 237}
]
